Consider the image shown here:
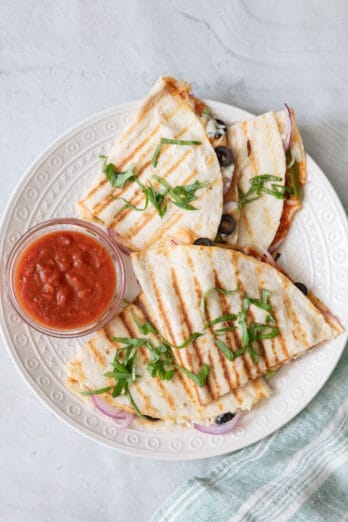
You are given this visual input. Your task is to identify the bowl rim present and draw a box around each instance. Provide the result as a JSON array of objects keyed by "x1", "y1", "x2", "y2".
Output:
[{"x1": 5, "y1": 217, "x2": 126, "y2": 338}]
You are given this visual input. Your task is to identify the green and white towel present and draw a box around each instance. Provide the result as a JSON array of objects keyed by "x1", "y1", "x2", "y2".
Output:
[{"x1": 152, "y1": 346, "x2": 347, "y2": 522}]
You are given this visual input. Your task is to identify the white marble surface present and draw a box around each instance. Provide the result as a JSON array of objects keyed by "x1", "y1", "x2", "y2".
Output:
[{"x1": 1, "y1": 1, "x2": 347, "y2": 521}]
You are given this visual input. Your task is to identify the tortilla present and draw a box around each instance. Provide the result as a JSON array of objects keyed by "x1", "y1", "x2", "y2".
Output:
[
  {"x1": 78, "y1": 76, "x2": 223, "y2": 252},
  {"x1": 131, "y1": 245, "x2": 342, "y2": 404},
  {"x1": 223, "y1": 108, "x2": 306, "y2": 251},
  {"x1": 67, "y1": 301, "x2": 272, "y2": 422}
]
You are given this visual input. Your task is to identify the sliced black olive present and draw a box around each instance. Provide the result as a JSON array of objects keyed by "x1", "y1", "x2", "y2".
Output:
[
  {"x1": 218, "y1": 214, "x2": 236, "y2": 236},
  {"x1": 215, "y1": 146, "x2": 233, "y2": 167},
  {"x1": 193, "y1": 237, "x2": 214, "y2": 246},
  {"x1": 143, "y1": 415, "x2": 160, "y2": 422},
  {"x1": 294, "y1": 282, "x2": 308, "y2": 296},
  {"x1": 216, "y1": 412, "x2": 235, "y2": 425},
  {"x1": 215, "y1": 118, "x2": 227, "y2": 128}
]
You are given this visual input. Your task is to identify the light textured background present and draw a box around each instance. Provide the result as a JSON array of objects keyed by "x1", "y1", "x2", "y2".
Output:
[{"x1": 0, "y1": 1, "x2": 347, "y2": 521}]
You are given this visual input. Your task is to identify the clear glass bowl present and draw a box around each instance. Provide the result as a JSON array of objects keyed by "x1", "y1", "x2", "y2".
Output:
[{"x1": 5, "y1": 218, "x2": 126, "y2": 338}]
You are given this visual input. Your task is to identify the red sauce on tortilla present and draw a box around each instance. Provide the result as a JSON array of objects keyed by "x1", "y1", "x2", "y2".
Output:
[{"x1": 14, "y1": 231, "x2": 116, "y2": 329}]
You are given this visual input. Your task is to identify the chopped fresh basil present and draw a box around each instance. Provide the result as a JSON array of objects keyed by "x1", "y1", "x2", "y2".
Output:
[
  {"x1": 153, "y1": 175, "x2": 208, "y2": 211},
  {"x1": 288, "y1": 155, "x2": 302, "y2": 200},
  {"x1": 142, "y1": 182, "x2": 168, "y2": 218},
  {"x1": 100, "y1": 155, "x2": 136, "y2": 189},
  {"x1": 200, "y1": 286, "x2": 239, "y2": 322},
  {"x1": 175, "y1": 363, "x2": 210, "y2": 388},
  {"x1": 114, "y1": 174, "x2": 207, "y2": 217},
  {"x1": 111, "y1": 336, "x2": 149, "y2": 348},
  {"x1": 152, "y1": 138, "x2": 201, "y2": 168},
  {"x1": 238, "y1": 174, "x2": 293, "y2": 211},
  {"x1": 261, "y1": 289, "x2": 272, "y2": 303},
  {"x1": 89, "y1": 343, "x2": 143, "y2": 416},
  {"x1": 132, "y1": 313, "x2": 159, "y2": 336},
  {"x1": 204, "y1": 313, "x2": 237, "y2": 329},
  {"x1": 247, "y1": 347, "x2": 260, "y2": 363},
  {"x1": 214, "y1": 325, "x2": 237, "y2": 335},
  {"x1": 238, "y1": 311, "x2": 250, "y2": 348},
  {"x1": 266, "y1": 368, "x2": 278, "y2": 379},
  {"x1": 247, "y1": 297, "x2": 272, "y2": 312},
  {"x1": 173, "y1": 332, "x2": 203, "y2": 349},
  {"x1": 114, "y1": 195, "x2": 149, "y2": 212},
  {"x1": 215, "y1": 339, "x2": 239, "y2": 361},
  {"x1": 249, "y1": 323, "x2": 280, "y2": 340},
  {"x1": 80, "y1": 386, "x2": 112, "y2": 396}
]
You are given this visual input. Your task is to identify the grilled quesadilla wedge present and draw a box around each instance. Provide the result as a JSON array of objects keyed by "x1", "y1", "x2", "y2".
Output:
[
  {"x1": 67, "y1": 301, "x2": 272, "y2": 423},
  {"x1": 78, "y1": 76, "x2": 224, "y2": 252},
  {"x1": 222, "y1": 108, "x2": 306, "y2": 251},
  {"x1": 131, "y1": 245, "x2": 342, "y2": 404}
]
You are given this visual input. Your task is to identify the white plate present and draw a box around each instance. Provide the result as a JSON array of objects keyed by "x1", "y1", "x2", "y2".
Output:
[{"x1": 1, "y1": 101, "x2": 347, "y2": 460}]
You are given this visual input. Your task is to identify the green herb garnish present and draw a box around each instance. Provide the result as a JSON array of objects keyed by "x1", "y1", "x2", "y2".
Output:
[
  {"x1": 115, "y1": 195, "x2": 149, "y2": 212},
  {"x1": 132, "y1": 313, "x2": 158, "y2": 336},
  {"x1": 153, "y1": 175, "x2": 208, "y2": 211},
  {"x1": 152, "y1": 138, "x2": 201, "y2": 168},
  {"x1": 175, "y1": 363, "x2": 210, "y2": 388},
  {"x1": 238, "y1": 174, "x2": 294, "y2": 211},
  {"x1": 266, "y1": 368, "x2": 278, "y2": 379},
  {"x1": 214, "y1": 326, "x2": 237, "y2": 335},
  {"x1": 81, "y1": 386, "x2": 112, "y2": 396},
  {"x1": 173, "y1": 332, "x2": 203, "y2": 349},
  {"x1": 100, "y1": 155, "x2": 136, "y2": 189},
  {"x1": 247, "y1": 297, "x2": 272, "y2": 312},
  {"x1": 200, "y1": 286, "x2": 239, "y2": 322},
  {"x1": 287, "y1": 151, "x2": 302, "y2": 200},
  {"x1": 114, "y1": 175, "x2": 207, "y2": 217},
  {"x1": 204, "y1": 313, "x2": 237, "y2": 329},
  {"x1": 215, "y1": 339, "x2": 242, "y2": 361},
  {"x1": 95, "y1": 338, "x2": 143, "y2": 416},
  {"x1": 131, "y1": 316, "x2": 210, "y2": 388}
]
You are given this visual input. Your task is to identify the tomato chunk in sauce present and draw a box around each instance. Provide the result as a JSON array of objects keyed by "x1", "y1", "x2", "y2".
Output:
[{"x1": 15, "y1": 231, "x2": 116, "y2": 329}]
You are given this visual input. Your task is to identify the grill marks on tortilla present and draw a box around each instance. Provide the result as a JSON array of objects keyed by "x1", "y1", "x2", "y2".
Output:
[
  {"x1": 79, "y1": 77, "x2": 223, "y2": 251},
  {"x1": 186, "y1": 255, "x2": 222, "y2": 398},
  {"x1": 89, "y1": 339, "x2": 106, "y2": 367},
  {"x1": 113, "y1": 160, "x2": 198, "y2": 239},
  {"x1": 212, "y1": 269, "x2": 243, "y2": 389},
  {"x1": 283, "y1": 294, "x2": 309, "y2": 347},
  {"x1": 170, "y1": 266, "x2": 213, "y2": 403},
  {"x1": 116, "y1": 307, "x2": 180, "y2": 415},
  {"x1": 131, "y1": 245, "x2": 338, "y2": 402},
  {"x1": 225, "y1": 112, "x2": 287, "y2": 250},
  {"x1": 106, "y1": 129, "x2": 195, "y2": 229},
  {"x1": 135, "y1": 293, "x2": 211, "y2": 409}
]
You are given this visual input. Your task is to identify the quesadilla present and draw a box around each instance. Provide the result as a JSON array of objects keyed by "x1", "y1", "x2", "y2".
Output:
[
  {"x1": 78, "y1": 76, "x2": 224, "y2": 252},
  {"x1": 222, "y1": 107, "x2": 306, "y2": 252},
  {"x1": 131, "y1": 245, "x2": 342, "y2": 404},
  {"x1": 67, "y1": 299, "x2": 272, "y2": 423}
]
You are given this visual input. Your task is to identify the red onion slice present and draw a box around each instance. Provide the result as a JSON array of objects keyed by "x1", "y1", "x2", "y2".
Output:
[
  {"x1": 283, "y1": 103, "x2": 292, "y2": 151},
  {"x1": 92, "y1": 394, "x2": 128, "y2": 419},
  {"x1": 269, "y1": 238, "x2": 284, "y2": 254},
  {"x1": 112, "y1": 414, "x2": 134, "y2": 429},
  {"x1": 258, "y1": 246, "x2": 280, "y2": 269},
  {"x1": 107, "y1": 228, "x2": 131, "y2": 256},
  {"x1": 194, "y1": 410, "x2": 242, "y2": 435}
]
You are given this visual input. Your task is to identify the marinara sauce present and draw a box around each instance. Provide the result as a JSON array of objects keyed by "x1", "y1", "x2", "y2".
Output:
[{"x1": 14, "y1": 231, "x2": 116, "y2": 329}]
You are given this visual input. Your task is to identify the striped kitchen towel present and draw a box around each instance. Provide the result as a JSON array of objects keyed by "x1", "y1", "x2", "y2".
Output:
[{"x1": 151, "y1": 345, "x2": 348, "y2": 522}]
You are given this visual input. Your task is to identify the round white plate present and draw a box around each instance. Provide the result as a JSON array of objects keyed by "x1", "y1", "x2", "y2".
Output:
[{"x1": 1, "y1": 101, "x2": 347, "y2": 460}]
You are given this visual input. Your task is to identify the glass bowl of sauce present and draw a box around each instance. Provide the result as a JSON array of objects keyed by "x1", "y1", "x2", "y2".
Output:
[{"x1": 6, "y1": 218, "x2": 126, "y2": 337}]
